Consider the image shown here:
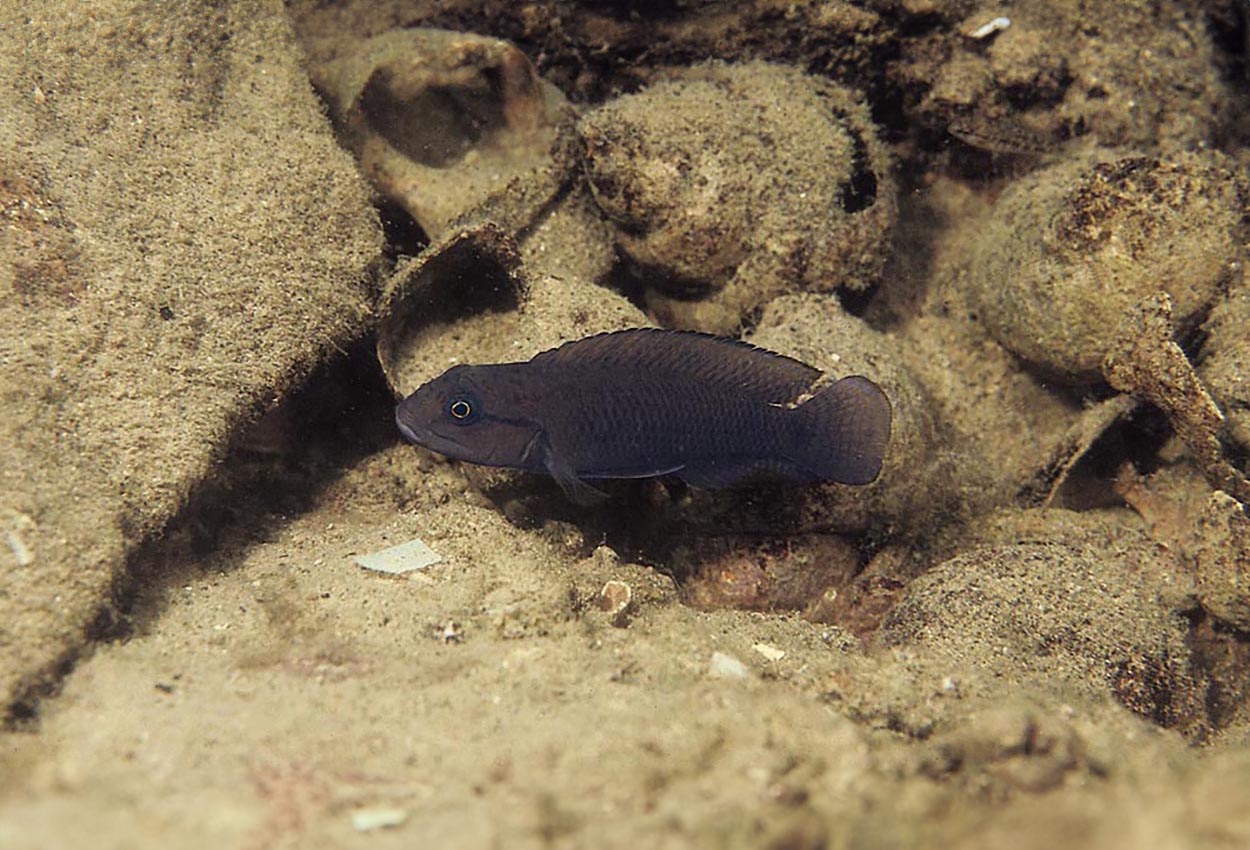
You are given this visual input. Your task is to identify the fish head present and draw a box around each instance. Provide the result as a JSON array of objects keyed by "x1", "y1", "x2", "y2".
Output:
[{"x1": 395, "y1": 364, "x2": 544, "y2": 469}]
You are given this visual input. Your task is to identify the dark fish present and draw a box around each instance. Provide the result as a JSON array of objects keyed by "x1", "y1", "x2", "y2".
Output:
[{"x1": 395, "y1": 329, "x2": 891, "y2": 504}]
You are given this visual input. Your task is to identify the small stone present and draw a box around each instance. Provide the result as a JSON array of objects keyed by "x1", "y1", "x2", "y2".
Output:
[
  {"x1": 5, "y1": 529, "x2": 32, "y2": 567},
  {"x1": 590, "y1": 544, "x2": 621, "y2": 571}
]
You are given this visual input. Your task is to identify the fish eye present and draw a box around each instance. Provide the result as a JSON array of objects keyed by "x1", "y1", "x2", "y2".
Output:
[{"x1": 447, "y1": 394, "x2": 479, "y2": 423}]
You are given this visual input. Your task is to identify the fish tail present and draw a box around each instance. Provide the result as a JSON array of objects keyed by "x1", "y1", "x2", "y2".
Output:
[{"x1": 792, "y1": 376, "x2": 892, "y2": 485}]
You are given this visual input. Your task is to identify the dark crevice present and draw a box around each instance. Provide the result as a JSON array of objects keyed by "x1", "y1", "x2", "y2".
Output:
[
  {"x1": 1189, "y1": 613, "x2": 1250, "y2": 734},
  {"x1": 829, "y1": 110, "x2": 879, "y2": 214},
  {"x1": 599, "y1": 254, "x2": 652, "y2": 314},
  {"x1": 377, "y1": 197, "x2": 430, "y2": 262},
  {"x1": 834, "y1": 283, "x2": 880, "y2": 319}
]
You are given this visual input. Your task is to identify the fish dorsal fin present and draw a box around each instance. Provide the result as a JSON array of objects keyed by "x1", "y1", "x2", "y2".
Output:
[{"x1": 529, "y1": 328, "x2": 820, "y2": 403}]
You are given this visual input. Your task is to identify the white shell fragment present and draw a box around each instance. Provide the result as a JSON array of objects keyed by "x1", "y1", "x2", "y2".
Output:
[
  {"x1": 5, "y1": 529, "x2": 32, "y2": 567},
  {"x1": 350, "y1": 807, "x2": 409, "y2": 832},
  {"x1": 752, "y1": 643, "x2": 786, "y2": 663},
  {"x1": 969, "y1": 16, "x2": 1011, "y2": 39},
  {"x1": 354, "y1": 537, "x2": 442, "y2": 575},
  {"x1": 708, "y1": 651, "x2": 749, "y2": 680}
]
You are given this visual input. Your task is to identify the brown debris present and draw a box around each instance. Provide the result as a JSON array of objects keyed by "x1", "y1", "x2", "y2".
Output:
[
  {"x1": 805, "y1": 575, "x2": 907, "y2": 643},
  {"x1": 1113, "y1": 461, "x2": 1212, "y2": 554},
  {"x1": 593, "y1": 580, "x2": 633, "y2": 627},
  {"x1": 678, "y1": 534, "x2": 860, "y2": 613},
  {"x1": 1102, "y1": 293, "x2": 1250, "y2": 504},
  {"x1": 920, "y1": 705, "x2": 1090, "y2": 795}
]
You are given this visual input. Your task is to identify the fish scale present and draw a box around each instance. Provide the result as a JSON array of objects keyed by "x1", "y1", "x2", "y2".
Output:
[{"x1": 546, "y1": 370, "x2": 793, "y2": 476}]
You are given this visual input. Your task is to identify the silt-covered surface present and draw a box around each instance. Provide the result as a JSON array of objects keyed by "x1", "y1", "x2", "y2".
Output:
[{"x1": 4, "y1": 1, "x2": 1250, "y2": 848}]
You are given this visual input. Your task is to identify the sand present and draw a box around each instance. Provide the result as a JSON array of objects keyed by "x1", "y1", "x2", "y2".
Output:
[{"x1": 4, "y1": 1, "x2": 1250, "y2": 848}]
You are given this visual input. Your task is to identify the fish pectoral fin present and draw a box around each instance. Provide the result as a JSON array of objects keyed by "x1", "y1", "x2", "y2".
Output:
[{"x1": 543, "y1": 447, "x2": 609, "y2": 506}]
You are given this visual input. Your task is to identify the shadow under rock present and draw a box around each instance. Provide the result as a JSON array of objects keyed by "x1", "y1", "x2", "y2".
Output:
[
  {"x1": 3, "y1": 338, "x2": 402, "y2": 727},
  {"x1": 107, "y1": 337, "x2": 399, "y2": 635}
]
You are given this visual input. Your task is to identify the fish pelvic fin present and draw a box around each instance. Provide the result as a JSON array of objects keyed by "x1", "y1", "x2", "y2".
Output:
[
  {"x1": 540, "y1": 439, "x2": 609, "y2": 506},
  {"x1": 792, "y1": 376, "x2": 891, "y2": 485}
]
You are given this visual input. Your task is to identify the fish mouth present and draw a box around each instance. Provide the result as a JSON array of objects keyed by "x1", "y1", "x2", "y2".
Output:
[
  {"x1": 395, "y1": 416, "x2": 422, "y2": 445},
  {"x1": 395, "y1": 408, "x2": 473, "y2": 460}
]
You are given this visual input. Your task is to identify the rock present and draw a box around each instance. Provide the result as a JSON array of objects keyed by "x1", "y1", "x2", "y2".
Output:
[
  {"x1": 1199, "y1": 284, "x2": 1250, "y2": 456},
  {"x1": 879, "y1": 531, "x2": 1204, "y2": 733},
  {"x1": 0, "y1": 3, "x2": 381, "y2": 718},
  {"x1": 677, "y1": 533, "x2": 860, "y2": 613},
  {"x1": 708, "y1": 651, "x2": 749, "y2": 680}
]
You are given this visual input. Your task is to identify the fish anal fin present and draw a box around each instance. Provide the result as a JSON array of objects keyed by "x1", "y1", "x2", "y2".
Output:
[{"x1": 677, "y1": 458, "x2": 808, "y2": 489}]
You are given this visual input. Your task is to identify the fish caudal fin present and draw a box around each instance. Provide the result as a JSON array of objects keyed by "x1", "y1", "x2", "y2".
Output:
[{"x1": 792, "y1": 376, "x2": 891, "y2": 485}]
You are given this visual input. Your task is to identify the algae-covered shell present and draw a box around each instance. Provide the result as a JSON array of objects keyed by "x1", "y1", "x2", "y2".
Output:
[
  {"x1": 579, "y1": 61, "x2": 895, "y2": 334},
  {"x1": 318, "y1": 28, "x2": 571, "y2": 240},
  {"x1": 968, "y1": 151, "x2": 1245, "y2": 378}
]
